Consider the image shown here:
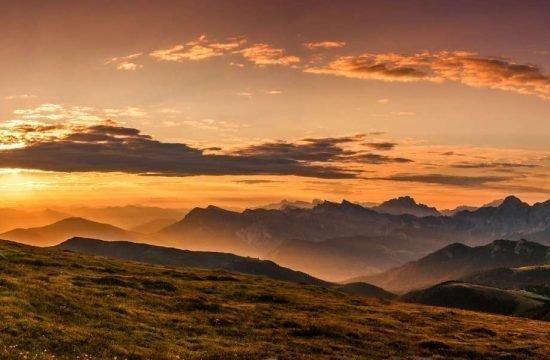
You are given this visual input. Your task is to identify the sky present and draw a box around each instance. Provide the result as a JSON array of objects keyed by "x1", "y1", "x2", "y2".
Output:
[{"x1": 1, "y1": 0, "x2": 549, "y2": 210}]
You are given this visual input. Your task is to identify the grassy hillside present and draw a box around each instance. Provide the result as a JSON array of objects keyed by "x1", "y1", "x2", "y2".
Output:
[
  {"x1": 402, "y1": 281, "x2": 550, "y2": 320},
  {"x1": 462, "y1": 265, "x2": 550, "y2": 293},
  {"x1": 0, "y1": 240, "x2": 549, "y2": 359}
]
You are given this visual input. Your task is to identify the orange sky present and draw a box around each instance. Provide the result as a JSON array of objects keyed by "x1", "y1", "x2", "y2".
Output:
[{"x1": 0, "y1": 0, "x2": 549, "y2": 210}]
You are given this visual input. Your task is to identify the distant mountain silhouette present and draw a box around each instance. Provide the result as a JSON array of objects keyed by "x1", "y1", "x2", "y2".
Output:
[
  {"x1": 483, "y1": 198, "x2": 506, "y2": 207},
  {"x1": 154, "y1": 197, "x2": 550, "y2": 280},
  {"x1": 402, "y1": 281, "x2": 550, "y2": 320},
  {"x1": 130, "y1": 218, "x2": 179, "y2": 234},
  {"x1": 56, "y1": 237, "x2": 394, "y2": 298},
  {"x1": 0, "y1": 208, "x2": 70, "y2": 233},
  {"x1": 372, "y1": 196, "x2": 441, "y2": 217},
  {"x1": 268, "y1": 235, "x2": 422, "y2": 281},
  {"x1": 64, "y1": 205, "x2": 187, "y2": 229},
  {"x1": 353, "y1": 239, "x2": 549, "y2": 292},
  {"x1": 452, "y1": 196, "x2": 550, "y2": 243},
  {"x1": 157, "y1": 200, "x2": 456, "y2": 257},
  {"x1": 440, "y1": 205, "x2": 478, "y2": 216},
  {"x1": 259, "y1": 199, "x2": 323, "y2": 210},
  {"x1": 154, "y1": 195, "x2": 550, "y2": 280},
  {"x1": 0, "y1": 218, "x2": 140, "y2": 246}
]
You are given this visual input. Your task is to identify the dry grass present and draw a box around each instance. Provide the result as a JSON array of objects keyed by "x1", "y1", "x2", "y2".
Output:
[{"x1": 0, "y1": 239, "x2": 548, "y2": 359}]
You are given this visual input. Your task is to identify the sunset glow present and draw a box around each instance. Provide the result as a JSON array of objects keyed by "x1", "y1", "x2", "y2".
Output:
[{"x1": 1, "y1": 0, "x2": 549, "y2": 210}]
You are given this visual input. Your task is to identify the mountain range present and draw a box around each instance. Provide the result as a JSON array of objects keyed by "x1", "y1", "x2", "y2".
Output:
[
  {"x1": 155, "y1": 196, "x2": 550, "y2": 279},
  {"x1": 3, "y1": 195, "x2": 549, "y2": 281}
]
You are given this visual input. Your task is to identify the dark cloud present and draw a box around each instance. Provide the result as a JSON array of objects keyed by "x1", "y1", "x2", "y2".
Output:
[
  {"x1": 232, "y1": 135, "x2": 412, "y2": 164},
  {"x1": 0, "y1": 123, "x2": 359, "y2": 179},
  {"x1": 451, "y1": 162, "x2": 538, "y2": 169},
  {"x1": 232, "y1": 135, "x2": 363, "y2": 162},
  {"x1": 234, "y1": 179, "x2": 282, "y2": 184},
  {"x1": 364, "y1": 142, "x2": 397, "y2": 151},
  {"x1": 374, "y1": 173, "x2": 511, "y2": 186},
  {"x1": 351, "y1": 153, "x2": 412, "y2": 164}
]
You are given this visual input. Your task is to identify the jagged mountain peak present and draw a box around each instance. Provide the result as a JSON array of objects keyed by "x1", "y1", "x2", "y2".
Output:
[
  {"x1": 373, "y1": 196, "x2": 441, "y2": 217},
  {"x1": 499, "y1": 195, "x2": 528, "y2": 209}
]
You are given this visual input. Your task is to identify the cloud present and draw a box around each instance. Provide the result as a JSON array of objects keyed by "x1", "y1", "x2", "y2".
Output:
[
  {"x1": 232, "y1": 135, "x2": 363, "y2": 162},
  {"x1": 105, "y1": 53, "x2": 144, "y2": 71},
  {"x1": 369, "y1": 111, "x2": 416, "y2": 117},
  {"x1": 235, "y1": 92, "x2": 254, "y2": 98},
  {"x1": 239, "y1": 44, "x2": 300, "y2": 66},
  {"x1": 304, "y1": 41, "x2": 346, "y2": 50},
  {"x1": 0, "y1": 121, "x2": 357, "y2": 179},
  {"x1": 451, "y1": 162, "x2": 539, "y2": 169},
  {"x1": 5, "y1": 94, "x2": 37, "y2": 100},
  {"x1": 364, "y1": 142, "x2": 397, "y2": 150},
  {"x1": 305, "y1": 50, "x2": 550, "y2": 99},
  {"x1": 374, "y1": 173, "x2": 511, "y2": 186},
  {"x1": 231, "y1": 135, "x2": 412, "y2": 165},
  {"x1": 234, "y1": 179, "x2": 281, "y2": 184},
  {"x1": 351, "y1": 153, "x2": 412, "y2": 164},
  {"x1": 181, "y1": 118, "x2": 245, "y2": 132},
  {"x1": 266, "y1": 90, "x2": 282, "y2": 95},
  {"x1": 116, "y1": 62, "x2": 143, "y2": 71},
  {"x1": 12, "y1": 104, "x2": 148, "y2": 123},
  {"x1": 376, "y1": 98, "x2": 389, "y2": 104},
  {"x1": 150, "y1": 35, "x2": 247, "y2": 62}
]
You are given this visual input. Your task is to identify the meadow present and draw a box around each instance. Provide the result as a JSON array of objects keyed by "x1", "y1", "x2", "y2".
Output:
[{"x1": 0, "y1": 239, "x2": 548, "y2": 359}]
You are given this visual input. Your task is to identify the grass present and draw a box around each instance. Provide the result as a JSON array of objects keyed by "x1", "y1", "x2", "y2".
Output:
[{"x1": 0, "y1": 239, "x2": 548, "y2": 359}]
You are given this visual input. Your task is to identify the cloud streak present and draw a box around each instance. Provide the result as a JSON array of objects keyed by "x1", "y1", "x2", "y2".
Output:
[
  {"x1": 304, "y1": 41, "x2": 346, "y2": 50},
  {"x1": 150, "y1": 35, "x2": 247, "y2": 62},
  {"x1": 306, "y1": 50, "x2": 550, "y2": 99},
  {"x1": 239, "y1": 44, "x2": 300, "y2": 66},
  {"x1": 374, "y1": 173, "x2": 512, "y2": 186}
]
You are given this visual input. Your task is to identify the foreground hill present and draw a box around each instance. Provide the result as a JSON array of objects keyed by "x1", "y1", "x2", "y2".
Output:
[
  {"x1": 402, "y1": 281, "x2": 550, "y2": 321},
  {"x1": 353, "y1": 239, "x2": 549, "y2": 292},
  {"x1": 0, "y1": 218, "x2": 141, "y2": 246},
  {"x1": 57, "y1": 237, "x2": 331, "y2": 287},
  {"x1": 0, "y1": 240, "x2": 548, "y2": 359},
  {"x1": 57, "y1": 237, "x2": 394, "y2": 298}
]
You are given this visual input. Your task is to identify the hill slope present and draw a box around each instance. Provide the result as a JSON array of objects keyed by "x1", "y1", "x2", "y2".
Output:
[
  {"x1": 0, "y1": 218, "x2": 141, "y2": 246},
  {"x1": 353, "y1": 239, "x2": 550, "y2": 292},
  {"x1": 402, "y1": 281, "x2": 550, "y2": 320},
  {"x1": 57, "y1": 237, "x2": 331, "y2": 287},
  {"x1": 0, "y1": 239, "x2": 548, "y2": 359},
  {"x1": 462, "y1": 265, "x2": 550, "y2": 295},
  {"x1": 56, "y1": 237, "x2": 394, "y2": 298}
]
